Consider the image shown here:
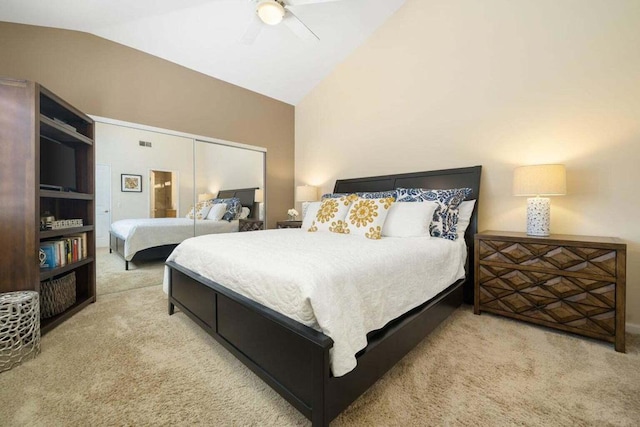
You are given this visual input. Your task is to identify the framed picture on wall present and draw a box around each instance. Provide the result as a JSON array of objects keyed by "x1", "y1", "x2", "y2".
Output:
[{"x1": 121, "y1": 174, "x2": 142, "y2": 192}]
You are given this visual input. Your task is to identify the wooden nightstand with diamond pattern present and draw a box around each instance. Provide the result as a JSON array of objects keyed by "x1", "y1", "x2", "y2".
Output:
[
  {"x1": 474, "y1": 230, "x2": 626, "y2": 352},
  {"x1": 239, "y1": 219, "x2": 264, "y2": 232}
]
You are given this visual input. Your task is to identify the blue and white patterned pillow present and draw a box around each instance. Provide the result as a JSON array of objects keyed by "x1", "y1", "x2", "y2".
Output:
[
  {"x1": 322, "y1": 190, "x2": 397, "y2": 200},
  {"x1": 395, "y1": 187, "x2": 472, "y2": 240},
  {"x1": 212, "y1": 197, "x2": 243, "y2": 221}
]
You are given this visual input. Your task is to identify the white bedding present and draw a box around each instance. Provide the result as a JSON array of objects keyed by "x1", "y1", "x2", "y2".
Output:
[
  {"x1": 164, "y1": 229, "x2": 466, "y2": 376},
  {"x1": 110, "y1": 218, "x2": 238, "y2": 261}
]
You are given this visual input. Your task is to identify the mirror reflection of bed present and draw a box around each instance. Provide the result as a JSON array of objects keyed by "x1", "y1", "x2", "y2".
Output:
[
  {"x1": 109, "y1": 187, "x2": 258, "y2": 270},
  {"x1": 93, "y1": 117, "x2": 266, "y2": 296}
]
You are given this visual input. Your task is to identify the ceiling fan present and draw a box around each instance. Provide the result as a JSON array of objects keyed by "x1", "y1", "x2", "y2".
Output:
[{"x1": 241, "y1": 0, "x2": 341, "y2": 44}]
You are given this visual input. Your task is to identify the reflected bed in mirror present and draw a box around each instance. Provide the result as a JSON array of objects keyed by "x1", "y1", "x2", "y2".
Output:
[{"x1": 109, "y1": 188, "x2": 256, "y2": 270}]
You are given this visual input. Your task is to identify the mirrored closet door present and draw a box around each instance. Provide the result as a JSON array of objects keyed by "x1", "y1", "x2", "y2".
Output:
[{"x1": 93, "y1": 118, "x2": 266, "y2": 296}]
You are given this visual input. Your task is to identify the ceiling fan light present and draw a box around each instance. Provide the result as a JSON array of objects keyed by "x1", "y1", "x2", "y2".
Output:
[{"x1": 257, "y1": 1, "x2": 285, "y2": 26}]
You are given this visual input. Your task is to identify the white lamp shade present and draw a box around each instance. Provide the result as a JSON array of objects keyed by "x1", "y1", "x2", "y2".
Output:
[
  {"x1": 198, "y1": 193, "x2": 215, "y2": 202},
  {"x1": 296, "y1": 185, "x2": 318, "y2": 202},
  {"x1": 257, "y1": 0, "x2": 285, "y2": 25},
  {"x1": 513, "y1": 164, "x2": 566, "y2": 196},
  {"x1": 255, "y1": 188, "x2": 264, "y2": 203}
]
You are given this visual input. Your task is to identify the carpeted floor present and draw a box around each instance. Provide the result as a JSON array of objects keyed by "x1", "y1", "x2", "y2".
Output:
[
  {"x1": 95, "y1": 247, "x2": 165, "y2": 296},
  {"x1": 1, "y1": 282, "x2": 639, "y2": 425}
]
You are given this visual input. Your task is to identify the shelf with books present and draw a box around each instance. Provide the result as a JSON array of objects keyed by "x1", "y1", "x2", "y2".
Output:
[{"x1": 39, "y1": 257, "x2": 94, "y2": 282}]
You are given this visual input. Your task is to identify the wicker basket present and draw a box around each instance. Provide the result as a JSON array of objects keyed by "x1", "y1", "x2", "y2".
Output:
[{"x1": 40, "y1": 272, "x2": 76, "y2": 319}]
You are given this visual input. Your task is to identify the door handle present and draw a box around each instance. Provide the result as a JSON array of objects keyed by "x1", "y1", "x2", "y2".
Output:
[{"x1": 104, "y1": 210, "x2": 109, "y2": 213}]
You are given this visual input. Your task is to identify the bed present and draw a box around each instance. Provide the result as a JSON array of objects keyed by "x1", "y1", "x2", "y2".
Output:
[
  {"x1": 109, "y1": 188, "x2": 256, "y2": 270},
  {"x1": 166, "y1": 166, "x2": 481, "y2": 426}
]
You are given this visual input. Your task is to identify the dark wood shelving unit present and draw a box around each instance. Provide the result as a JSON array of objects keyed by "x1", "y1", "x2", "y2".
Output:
[{"x1": 0, "y1": 77, "x2": 96, "y2": 335}]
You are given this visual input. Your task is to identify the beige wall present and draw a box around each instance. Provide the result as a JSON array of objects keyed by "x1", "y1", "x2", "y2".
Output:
[
  {"x1": 0, "y1": 22, "x2": 293, "y2": 228},
  {"x1": 296, "y1": 0, "x2": 640, "y2": 325}
]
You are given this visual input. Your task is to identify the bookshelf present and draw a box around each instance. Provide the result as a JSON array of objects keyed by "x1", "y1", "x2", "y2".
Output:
[{"x1": 0, "y1": 77, "x2": 96, "y2": 335}]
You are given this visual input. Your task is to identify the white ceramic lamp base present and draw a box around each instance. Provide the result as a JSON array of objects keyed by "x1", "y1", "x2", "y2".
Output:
[{"x1": 526, "y1": 197, "x2": 550, "y2": 236}]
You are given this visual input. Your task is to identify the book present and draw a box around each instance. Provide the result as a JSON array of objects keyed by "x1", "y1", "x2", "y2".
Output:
[{"x1": 39, "y1": 242, "x2": 57, "y2": 269}]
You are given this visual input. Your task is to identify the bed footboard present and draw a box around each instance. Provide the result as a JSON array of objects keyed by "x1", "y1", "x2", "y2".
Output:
[{"x1": 167, "y1": 261, "x2": 334, "y2": 425}]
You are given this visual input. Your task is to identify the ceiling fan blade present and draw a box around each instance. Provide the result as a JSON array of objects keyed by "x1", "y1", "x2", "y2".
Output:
[
  {"x1": 240, "y1": 14, "x2": 264, "y2": 45},
  {"x1": 282, "y1": 10, "x2": 319, "y2": 42},
  {"x1": 285, "y1": 0, "x2": 341, "y2": 5}
]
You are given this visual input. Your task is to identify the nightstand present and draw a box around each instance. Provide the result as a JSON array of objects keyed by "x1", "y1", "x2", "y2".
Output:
[
  {"x1": 239, "y1": 219, "x2": 264, "y2": 232},
  {"x1": 474, "y1": 230, "x2": 626, "y2": 352},
  {"x1": 277, "y1": 221, "x2": 302, "y2": 229}
]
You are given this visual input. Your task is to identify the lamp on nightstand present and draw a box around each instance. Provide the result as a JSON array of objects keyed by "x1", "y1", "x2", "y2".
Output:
[
  {"x1": 255, "y1": 188, "x2": 264, "y2": 220},
  {"x1": 295, "y1": 185, "x2": 318, "y2": 220},
  {"x1": 513, "y1": 164, "x2": 566, "y2": 237}
]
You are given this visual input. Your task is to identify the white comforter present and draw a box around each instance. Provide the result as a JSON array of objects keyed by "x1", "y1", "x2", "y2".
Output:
[
  {"x1": 110, "y1": 218, "x2": 238, "y2": 261},
  {"x1": 164, "y1": 229, "x2": 466, "y2": 376}
]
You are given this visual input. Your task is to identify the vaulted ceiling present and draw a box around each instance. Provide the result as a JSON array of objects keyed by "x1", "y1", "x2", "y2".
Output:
[{"x1": 0, "y1": 0, "x2": 406, "y2": 105}]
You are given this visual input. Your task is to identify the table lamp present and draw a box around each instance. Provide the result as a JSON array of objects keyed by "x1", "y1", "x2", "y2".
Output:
[
  {"x1": 295, "y1": 185, "x2": 319, "y2": 220},
  {"x1": 513, "y1": 164, "x2": 566, "y2": 236},
  {"x1": 254, "y1": 188, "x2": 264, "y2": 220}
]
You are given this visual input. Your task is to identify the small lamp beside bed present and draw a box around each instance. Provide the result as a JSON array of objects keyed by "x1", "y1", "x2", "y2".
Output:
[
  {"x1": 254, "y1": 188, "x2": 264, "y2": 220},
  {"x1": 295, "y1": 185, "x2": 319, "y2": 220},
  {"x1": 513, "y1": 164, "x2": 566, "y2": 237}
]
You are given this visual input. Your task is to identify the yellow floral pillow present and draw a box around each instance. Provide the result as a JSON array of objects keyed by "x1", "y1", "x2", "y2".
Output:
[
  {"x1": 186, "y1": 199, "x2": 213, "y2": 220},
  {"x1": 309, "y1": 194, "x2": 357, "y2": 233},
  {"x1": 343, "y1": 197, "x2": 395, "y2": 239}
]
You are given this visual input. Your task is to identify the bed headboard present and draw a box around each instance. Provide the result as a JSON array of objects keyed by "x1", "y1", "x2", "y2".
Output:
[
  {"x1": 216, "y1": 188, "x2": 257, "y2": 217},
  {"x1": 334, "y1": 165, "x2": 482, "y2": 304}
]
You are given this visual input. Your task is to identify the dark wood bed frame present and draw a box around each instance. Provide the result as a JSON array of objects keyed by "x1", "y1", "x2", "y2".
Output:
[
  {"x1": 166, "y1": 166, "x2": 481, "y2": 426},
  {"x1": 110, "y1": 187, "x2": 257, "y2": 270}
]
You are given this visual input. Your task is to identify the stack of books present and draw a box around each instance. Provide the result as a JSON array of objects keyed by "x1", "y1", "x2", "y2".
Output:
[{"x1": 39, "y1": 232, "x2": 87, "y2": 269}]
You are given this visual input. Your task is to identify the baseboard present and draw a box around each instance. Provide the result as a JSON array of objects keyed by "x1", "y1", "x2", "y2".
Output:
[{"x1": 626, "y1": 322, "x2": 640, "y2": 335}]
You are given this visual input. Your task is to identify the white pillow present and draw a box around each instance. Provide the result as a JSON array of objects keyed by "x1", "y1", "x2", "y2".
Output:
[
  {"x1": 301, "y1": 201, "x2": 321, "y2": 231},
  {"x1": 382, "y1": 201, "x2": 438, "y2": 237},
  {"x1": 343, "y1": 197, "x2": 395, "y2": 239},
  {"x1": 239, "y1": 206, "x2": 250, "y2": 219},
  {"x1": 205, "y1": 203, "x2": 227, "y2": 221},
  {"x1": 456, "y1": 200, "x2": 476, "y2": 237}
]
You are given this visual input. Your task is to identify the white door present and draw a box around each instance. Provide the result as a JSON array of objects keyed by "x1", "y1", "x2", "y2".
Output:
[{"x1": 96, "y1": 164, "x2": 111, "y2": 248}]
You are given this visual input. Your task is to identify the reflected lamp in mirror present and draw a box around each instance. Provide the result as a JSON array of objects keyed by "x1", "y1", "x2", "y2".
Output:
[
  {"x1": 254, "y1": 188, "x2": 264, "y2": 220},
  {"x1": 198, "y1": 193, "x2": 215, "y2": 202},
  {"x1": 513, "y1": 164, "x2": 566, "y2": 237},
  {"x1": 296, "y1": 185, "x2": 319, "y2": 220}
]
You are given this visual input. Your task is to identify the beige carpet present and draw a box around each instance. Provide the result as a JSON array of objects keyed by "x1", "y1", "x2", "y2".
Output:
[
  {"x1": 1, "y1": 284, "x2": 639, "y2": 426},
  {"x1": 96, "y1": 247, "x2": 165, "y2": 296}
]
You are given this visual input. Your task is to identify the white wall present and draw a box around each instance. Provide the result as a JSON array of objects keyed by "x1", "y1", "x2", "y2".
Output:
[
  {"x1": 296, "y1": 0, "x2": 640, "y2": 324},
  {"x1": 194, "y1": 141, "x2": 264, "y2": 196},
  {"x1": 95, "y1": 122, "x2": 194, "y2": 222}
]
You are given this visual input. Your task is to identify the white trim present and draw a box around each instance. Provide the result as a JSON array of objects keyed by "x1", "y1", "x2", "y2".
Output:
[
  {"x1": 90, "y1": 115, "x2": 267, "y2": 153},
  {"x1": 626, "y1": 322, "x2": 640, "y2": 335}
]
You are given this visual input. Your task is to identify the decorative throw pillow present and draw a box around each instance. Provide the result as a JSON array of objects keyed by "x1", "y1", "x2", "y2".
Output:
[
  {"x1": 456, "y1": 200, "x2": 476, "y2": 238},
  {"x1": 212, "y1": 197, "x2": 243, "y2": 221},
  {"x1": 343, "y1": 197, "x2": 395, "y2": 239},
  {"x1": 301, "y1": 201, "x2": 322, "y2": 231},
  {"x1": 382, "y1": 201, "x2": 438, "y2": 237},
  {"x1": 395, "y1": 187, "x2": 472, "y2": 240},
  {"x1": 205, "y1": 203, "x2": 227, "y2": 221},
  {"x1": 309, "y1": 195, "x2": 356, "y2": 233},
  {"x1": 239, "y1": 206, "x2": 251, "y2": 220},
  {"x1": 186, "y1": 199, "x2": 214, "y2": 220}
]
